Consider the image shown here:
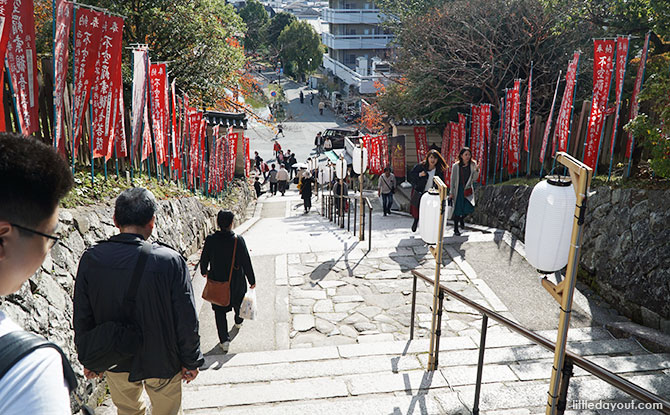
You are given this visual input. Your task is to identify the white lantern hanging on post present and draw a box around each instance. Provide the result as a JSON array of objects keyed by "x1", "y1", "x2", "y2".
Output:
[
  {"x1": 318, "y1": 165, "x2": 332, "y2": 185},
  {"x1": 335, "y1": 158, "x2": 347, "y2": 179},
  {"x1": 524, "y1": 175, "x2": 576, "y2": 273},
  {"x1": 352, "y1": 146, "x2": 368, "y2": 174},
  {"x1": 418, "y1": 190, "x2": 442, "y2": 244}
]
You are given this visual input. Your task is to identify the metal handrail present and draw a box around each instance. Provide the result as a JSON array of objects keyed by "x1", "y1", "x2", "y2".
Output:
[
  {"x1": 410, "y1": 269, "x2": 670, "y2": 415},
  {"x1": 320, "y1": 194, "x2": 373, "y2": 251}
]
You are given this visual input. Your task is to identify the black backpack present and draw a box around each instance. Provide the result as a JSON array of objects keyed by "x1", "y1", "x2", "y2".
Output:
[
  {"x1": 0, "y1": 331, "x2": 93, "y2": 414},
  {"x1": 75, "y1": 241, "x2": 151, "y2": 373}
]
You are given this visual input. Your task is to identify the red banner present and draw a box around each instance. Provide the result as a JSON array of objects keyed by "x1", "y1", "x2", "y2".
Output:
[
  {"x1": 539, "y1": 72, "x2": 562, "y2": 164},
  {"x1": 227, "y1": 131, "x2": 238, "y2": 181},
  {"x1": 626, "y1": 33, "x2": 650, "y2": 159},
  {"x1": 6, "y1": 0, "x2": 39, "y2": 135},
  {"x1": 53, "y1": 0, "x2": 73, "y2": 152},
  {"x1": 508, "y1": 81, "x2": 521, "y2": 174},
  {"x1": 379, "y1": 134, "x2": 389, "y2": 170},
  {"x1": 609, "y1": 36, "x2": 629, "y2": 157},
  {"x1": 471, "y1": 105, "x2": 480, "y2": 161},
  {"x1": 149, "y1": 63, "x2": 168, "y2": 164},
  {"x1": 71, "y1": 8, "x2": 105, "y2": 155},
  {"x1": 243, "y1": 132, "x2": 250, "y2": 177},
  {"x1": 114, "y1": 87, "x2": 127, "y2": 158},
  {"x1": 523, "y1": 64, "x2": 533, "y2": 152},
  {"x1": 441, "y1": 124, "x2": 449, "y2": 162},
  {"x1": 91, "y1": 15, "x2": 124, "y2": 159},
  {"x1": 0, "y1": 0, "x2": 14, "y2": 131},
  {"x1": 390, "y1": 135, "x2": 406, "y2": 179},
  {"x1": 496, "y1": 98, "x2": 504, "y2": 174},
  {"x1": 583, "y1": 39, "x2": 616, "y2": 170},
  {"x1": 369, "y1": 135, "x2": 382, "y2": 175},
  {"x1": 413, "y1": 126, "x2": 428, "y2": 163},
  {"x1": 553, "y1": 52, "x2": 581, "y2": 156},
  {"x1": 448, "y1": 121, "x2": 460, "y2": 186},
  {"x1": 481, "y1": 104, "x2": 491, "y2": 185},
  {"x1": 458, "y1": 113, "x2": 467, "y2": 150}
]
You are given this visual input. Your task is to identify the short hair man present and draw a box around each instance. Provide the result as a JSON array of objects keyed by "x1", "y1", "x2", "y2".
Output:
[
  {"x1": 73, "y1": 188, "x2": 204, "y2": 415},
  {"x1": 0, "y1": 133, "x2": 74, "y2": 413}
]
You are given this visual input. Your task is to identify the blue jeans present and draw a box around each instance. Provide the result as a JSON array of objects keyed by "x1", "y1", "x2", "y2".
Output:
[{"x1": 381, "y1": 193, "x2": 394, "y2": 214}]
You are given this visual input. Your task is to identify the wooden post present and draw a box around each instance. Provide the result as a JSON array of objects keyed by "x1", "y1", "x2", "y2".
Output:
[
  {"x1": 427, "y1": 176, "x2": 448, "y2": 371},
  {"x1": 543, "y1": 152, "x2": 592, "y2": 415}
]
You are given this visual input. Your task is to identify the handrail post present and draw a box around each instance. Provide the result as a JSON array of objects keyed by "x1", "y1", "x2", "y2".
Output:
[
  {"x1": 410, "y1": 273, "x2": 418, "y2": 340},
  {"x1": 368, "y1": 200, "x2": 372, "y2": 251},
  {"x1": 473, "y1": 314, "x2": 489, "y2": 415},
  {"x1": 557, "y1": 359, "x2": 574, "y2": 415},
  {"x1": 361, "y1": 204, "x2": 365, "y2": 241},
  {"x1": 433, "y1": 289, "x2": 445, "y2": 368},
  {"x1": 347, "y1": 197, "x2": 351, "y2": 231},
  {"x1": 353, "y1": 199, "x2": 357, "y2": 236}
]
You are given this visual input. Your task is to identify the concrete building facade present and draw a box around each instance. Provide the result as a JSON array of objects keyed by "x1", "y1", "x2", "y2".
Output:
[{"x1": 321, "y1": 0, "x2": 393, "y2": 94}]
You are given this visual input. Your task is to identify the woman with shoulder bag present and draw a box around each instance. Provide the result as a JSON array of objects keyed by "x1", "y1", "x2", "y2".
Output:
[
  {"x1": 200, "y1": 210, "x2": 256, "y2": 353},
  {"x1": 378, "y1": 167, "x2": 396, "y2": 216},
  {"x1": 407, "y1": 149, "x2": 447, "y2": 232},
  {"x1": 449, "y1": 147, "x2": 479, "y2": 236}
]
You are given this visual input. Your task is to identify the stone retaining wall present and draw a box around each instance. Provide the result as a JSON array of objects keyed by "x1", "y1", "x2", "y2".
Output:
[
  {"x1": 470, "y1": 184, "x2": 670, "y2": 334},
  {"x1": 0, "y1": 182, "x2": 254, "y2": 410}
]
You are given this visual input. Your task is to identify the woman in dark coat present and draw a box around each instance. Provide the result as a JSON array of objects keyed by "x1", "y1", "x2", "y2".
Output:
[
  {"x1": 407, "y1": 149, "x2": 447, "y2": 232},
  {"x1": 449, "y1": 147, "x2": 479, "y2": 235},
  {"x1": 300, "y1": 173, "x2": 314, "y2": 213},
  {"x1": 200, "y1": 210, "x2": 256, "y2": 353}
]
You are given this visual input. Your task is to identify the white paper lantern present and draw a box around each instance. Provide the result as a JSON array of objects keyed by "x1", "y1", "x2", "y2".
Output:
[
  {"x1": 524, "y1": 176, "x2": 576, "y2": 273},
  {"x1": 335, "y1": 158, "x2": 347, "y2": 179},
  {"x1": 318, "y1": 166, "x2": 333, "y2": 184},
  {"x1": 418, "y1": 190, "x2": 442, "y2": 244},
  {"x1": 352, "y1": 146, "x2": 368, "y2": 174}
]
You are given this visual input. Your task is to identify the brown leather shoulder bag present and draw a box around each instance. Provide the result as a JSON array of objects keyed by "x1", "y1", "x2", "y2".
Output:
[{"x1": 202, "y1": 235, "x2": 237, "y2": 307}]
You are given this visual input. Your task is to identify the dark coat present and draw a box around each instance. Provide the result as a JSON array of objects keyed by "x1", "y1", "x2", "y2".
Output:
[
  {"x1": 301, "y1": 177, "x2": 313, "y2": 200},
  {"x1": 73, "y1": 233, "x2": 204, "y2": 382},
  {"x1": 199, "y1": 231, "x2": 256, "y2": 312},
  {"x1": 408, "y1": 163, "x2": 446, "y2": 194}
]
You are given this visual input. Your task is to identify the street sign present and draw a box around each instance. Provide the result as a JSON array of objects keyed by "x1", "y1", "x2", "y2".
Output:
[{"x1": 270, "y1": 91, "x2": 277, "y2": 97}]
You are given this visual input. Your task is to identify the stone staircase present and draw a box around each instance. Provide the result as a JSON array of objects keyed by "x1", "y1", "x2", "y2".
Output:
[{"x1": 183, "y1": 326, "x2": 670, "y2": 414}]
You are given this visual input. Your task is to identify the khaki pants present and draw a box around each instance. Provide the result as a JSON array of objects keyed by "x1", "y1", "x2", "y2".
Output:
[{"x1": 106, "y1": 371, "x2": 183, "y2": 415}]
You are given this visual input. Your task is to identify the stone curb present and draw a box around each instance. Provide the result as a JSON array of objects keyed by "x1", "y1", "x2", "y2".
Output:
[{"x1": 605, "y1": 321, "x2": 670, "y2": 354}]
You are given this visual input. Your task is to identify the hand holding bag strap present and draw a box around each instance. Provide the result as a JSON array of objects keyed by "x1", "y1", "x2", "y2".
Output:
[
  {"x1": 122, "y1": 242, "x2": 152, "y2": 322},
  {"x1": 229, "y1": 235, "x2": 238, "y2": 281}
]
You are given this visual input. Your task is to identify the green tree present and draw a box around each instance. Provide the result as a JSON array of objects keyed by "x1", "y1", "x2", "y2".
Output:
[
  {"x1": 238, "y1": 0, "x2": 269, "y2": 52},
  {"x1": 78, "y1": 0, "x2": 246, "y2": 106},
  {"x1": 266, "y1": 12, "x2": 297, "y2": 49},
  {"x1": 277, "y1": 21, "x2": 323, "y2": 81}
]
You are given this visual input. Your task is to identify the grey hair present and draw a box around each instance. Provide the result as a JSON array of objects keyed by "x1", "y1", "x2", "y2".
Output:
[{"x1": 114, "y1": 188, "x2": 157, "y2": 227}]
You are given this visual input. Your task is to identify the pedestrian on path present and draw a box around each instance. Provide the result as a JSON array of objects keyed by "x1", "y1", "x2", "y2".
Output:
[
  {"x1": 74, "y1": 188, "x2": 204, "y2": 414},
  {"x1": 378, "y1": 167, "x2": 396, "y2": 216},
  {"x1": 300, "y1": 173, "x2": 314, "y2": 213},
  {"x1": 318, "y1": 101, "x2": 325, "y2": 115},
  {"x1": 253, "y1": 177, "x2": 263, "y2": 197},
  {"x1": 310, "y1": 92, "x2": 315, "y2": 106},
  {"x1": 200, "y1": 210, "x2": 256, "y2": 353},
  {"x1": 314, "y1": 132, "x2": 323, "y2": 155},
  {"x1": 273, "y1": 141, "x2": 282, "y2": 159},
  {"x1": 0, "y1": 133, "x2": 74, "y2": 413},
  {"x1": 408, "y1": 149, "x2": 447, "y2": 232},
  {"x1": 277, "y1": 164, "x2": 290, "y2": 195},
  {"x1": 268, "y1": 163, "x2": 278, "y2": 195},
  {"x1": 323, "y1": 137, "x2": 333, "y2": 152},
  {"x1": 287, "y1": 152, "x2": 297, "y2": 179},
  {"x1": 300, "y1": 91, "x2": 304, "y2": 103},
  {"x1": 276, "y1": 124, "x2": 284, "y2": 138},
  {"x1": 449, "y1": 147, "x2": 479, "y2": 236}
]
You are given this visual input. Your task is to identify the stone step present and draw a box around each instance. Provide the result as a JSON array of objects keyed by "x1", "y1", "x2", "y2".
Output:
[{"x1": 183, "y1": 334, "x2": 669, "y2": 413}]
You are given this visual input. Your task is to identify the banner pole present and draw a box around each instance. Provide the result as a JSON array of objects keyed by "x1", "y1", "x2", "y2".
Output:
[
  {"x1": 114, "y1": 139, "x2": 119, "y2": 178},
  {"x1": 89, "y1": 100, "x2": 95, "y2": 184},
  {"x1": 564, "y1": 54, "x2": 582, "y2": 176},
  {"x1": 608, "y1": 38, "x2": 630, "y2": 181},
  {"x1": 52, "y1": 0, "x2": 57, "y2": 149}
]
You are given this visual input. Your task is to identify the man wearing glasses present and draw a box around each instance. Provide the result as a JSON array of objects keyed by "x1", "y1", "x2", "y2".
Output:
[{"x1": 0, "y1": 133, "x2": 74, "y2": 413}]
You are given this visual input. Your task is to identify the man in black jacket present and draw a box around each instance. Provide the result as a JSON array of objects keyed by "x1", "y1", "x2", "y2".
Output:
[{"x1": 73, "y1": 188, "x2": 203, "y2": 415}]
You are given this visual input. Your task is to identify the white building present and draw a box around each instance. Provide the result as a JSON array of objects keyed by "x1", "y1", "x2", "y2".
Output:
[{"x1": 321, "y1": 0, "x2": 394, "y2": 94}]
